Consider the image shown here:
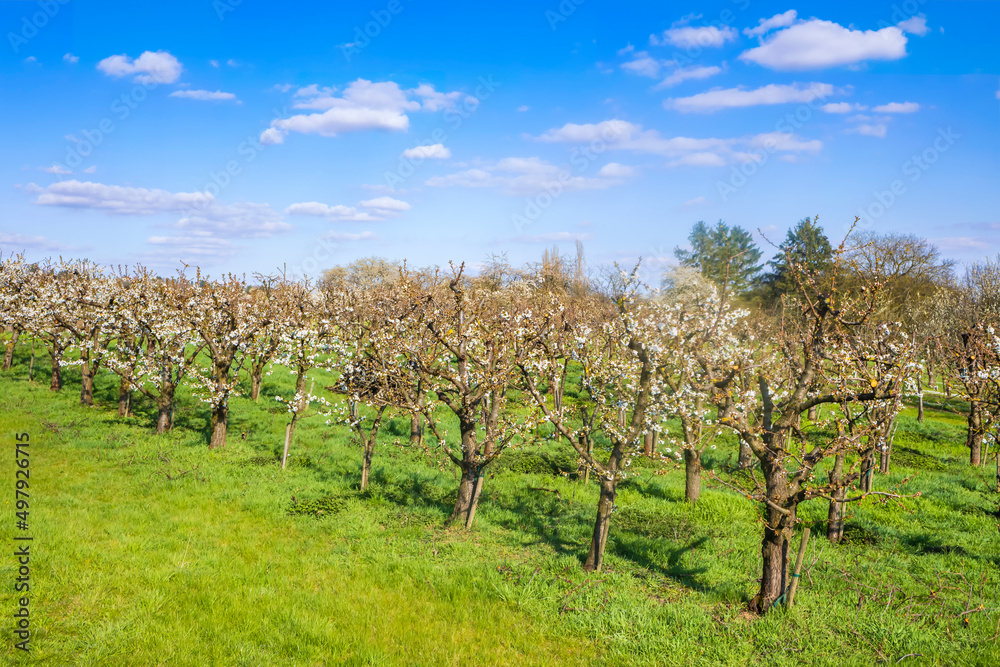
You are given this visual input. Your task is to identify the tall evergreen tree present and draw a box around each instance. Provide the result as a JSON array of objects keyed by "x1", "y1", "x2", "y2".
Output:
[
  {"x1": 760, "y1": 217, "x2": 833, "y2": 301},
  {"x1": 674, "y1": 220, "x2": 762, "y2": 297}
]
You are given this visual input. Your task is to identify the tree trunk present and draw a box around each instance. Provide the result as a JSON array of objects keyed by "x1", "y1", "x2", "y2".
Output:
[
  {"x1": 967, "y1": 401, "x2": 984, "y2": 466},
  {"x1": 465, "y1": 472, "x2": 485, "y2": 529},
  {"x1": 117, "y1": 379, "x2": 131, "y2": 418},
  {"x1": 879, "y1": 419, "x2": 896, "y2": 474},
  {"x1": 583, "y1": 479, "x2": 616, "y2": 572},
  {"x1": 49, "y1": 342, "x2": 63, "y2": 391},
  {"x1": 917, "y1": 376, "x2": 924, "y2": 423},
  {"x1": 28, "y1": 337, "x2": 35, "y2": 382},
  {"x1": 3, "y1": 329, "x2": 19, "y2": 370},
  {"x1": 684, "y1": 448, "x2": 701, "y2": 504},
  {"x1": 750, "y1": 455, "x2": 797, "y2": 613},
  {"x1": 827, "y1": 453, "x2": 846, "y2": 543},
  {"x1": 79, "y1": 348, "x2": 94, "y2": 406},
  {"x1": 643, "y1": 431, "x2": 655, "y2": 456},
  {"x1": 250, "y1": 371, "x2": 263, "y2": 402},
  {"x1": 409, "y1": 414, "x2": 423, "y2": 444},
  {"x1": 738, "y1": 439, "x2": 753, "y2": 469},
  {"x1": 156, "y1": 403, "x2": 172, "y2": 434},
  {"x1": 360, "y1": 438, "x2": 375, "y2": 490},
  {"x1": 807, "y1": 405, "x2": 817, "y2": 421},
  {"x1": 209, "y1": 402, "x2": 228, "y2": 449},
  {"x1": 450, "y1": 465, "x2": 478, "y2": 524}
]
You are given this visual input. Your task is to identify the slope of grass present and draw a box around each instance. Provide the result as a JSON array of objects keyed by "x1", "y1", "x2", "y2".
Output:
[{"x1": 1, "y1": 342, "x2": 998, "y2": 666}]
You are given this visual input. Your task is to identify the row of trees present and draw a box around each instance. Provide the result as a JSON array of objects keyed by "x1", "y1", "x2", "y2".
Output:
[{"x1": 1, "y1": 220, "x2": 998, "y2": 614}]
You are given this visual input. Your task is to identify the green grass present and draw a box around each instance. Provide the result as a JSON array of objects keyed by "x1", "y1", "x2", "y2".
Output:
[{"x1": 1, "y1": 342, "x2": 999, "y2": 666}]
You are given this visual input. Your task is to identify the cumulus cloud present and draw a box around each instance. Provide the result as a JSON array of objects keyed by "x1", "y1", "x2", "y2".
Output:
[
  {"x1": 652, "y1": 17, "x2": 738, "y2": 48},
  {"x1": 743, "y1": 10, "x2": 797, "y2": 38},
  {"x1": 871, "y1": 101, "x2": 920, "y2": 113},
  {"x1": 621, "y1": 52, "x2": 669, "y2": 78},
  {"x1": 169, "y1": 89, "x2": 239, "y2": 102},
  {"x1": 261, "y1": 79, "x2": 475, "y2": 144},
  {"x1": 898, "y1": 16, "x2": 929, "y2": 36},
  {"x1": 739, "y1": 19, "x2": 914, "y2": 70},
  {"x1": 285, "y1": 196, "x2": 410, "y2": 222},
  {"x1": 664, "y1": 82, "x2": 835, "y2": 112},
  {"x1": 597, "y1": 162, "x2": 635, "y2": 178},
  {"x1": 654, "y1": 65, "x2": 723, "y2": 89},
  {"x1": 848, "y1": 123, "x2": 888, "y2": 138},
  {"x1": 534, "y1": 119, "x2": 822, "y2": 166},
  {"x1": 83, "y1": 166, "x2": 97, "y2": 174},
  {"x1": 821, "y1": 102, "x2": 867, "y2": 113},
  {"x1": 63, "y1": 53, "x2": 79, "y2": 64},
  {"x1": 401, "y1": 143, "x2": 451, "y2": 159},
  {"x1": 28, "y1": 180, "x2": 290, "y2": 237},
  {"x1": 96, "y1": 50, "x2": 183, "y2": 84},
  {"x1": 42, "y1": 164, "x2": 72, "y2": 175},
  {"x1": 426, "y1": 156, "x2": 630, "y2": 196}
]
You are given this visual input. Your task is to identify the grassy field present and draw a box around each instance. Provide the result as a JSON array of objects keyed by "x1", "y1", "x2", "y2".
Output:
[{"x1": 1, "y1": 343, "x2": 998, "y2": 666}]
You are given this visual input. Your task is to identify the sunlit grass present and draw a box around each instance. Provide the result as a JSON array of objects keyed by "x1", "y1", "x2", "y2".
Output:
[{"x1": 1, "y1": 340, "x2": 998, "y2": 666}]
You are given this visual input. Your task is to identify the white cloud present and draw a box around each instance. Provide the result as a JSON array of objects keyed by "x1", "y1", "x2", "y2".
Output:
[
  {"x1": 744, "y1": 10, "x2": 797, "y2": 38},
  {"x1": 322, "y1": 231, "x2": 377, "y2": 241},
  {"x1": 96, "y1": 50, "x2": 183, "y2": 84},
  {"x1": 144, "y1": 235, "x2": 238, "y2": 260},
  {"x1": 262, "y1": 79, "x2": 473, "y2": 143},
  {"x1": 23, "y1": 56, "x2": 37, "y2": 64},
  {"x1": 426, "y1": 156, "x2": 629, "y2": 195},
  {"x1": 210, "y1": 59, "x2": 220, "y2": 68},
  {"x1": 0, "y1": 233, "x2": 87, "y2": 252},
  {"x1": 517, "y1": 105, "x2": 530, "y2": 112},
  {"x1": 226, "y1": 59, "x2": 239, "y2": 67},
  {"x1": 272, "y1": 83, "x2": 293, "y2": 92},
  {"x1": 597, "y1": 162, "x2": 635, "y2": 178},
  {"x1": 871, "y1": 101, "x2": 920, "y2": 113},
  {"x1": 29, "y1": 180, "x2": 289, "y2": 237},
  {"x1": 848, "y1": 123, "x2": 888, "y2": 138},
  {"x1": 42, "y1": 165, "x2": 72, "y2": 175},
  {"x1": 617, "y1": 44, "x2": 635, "y2": 55},
  {"x1": 898, "y1": 16, "x2": 929, "y2": 36},
  {"x1": 665, "y1": 82, "x2": 835, "y2": 113},
  {"x1": 63, "y1": 53, "x2": 79, "y2": 64},
  {"x1": 359, "y1": 196, "x2": 411, "y2": 211},
  {"x1": 682, "y1": 196, "x2": 709, "y2": 206},
  {"x1": 621, "y1": 52, "x2": 668, "y2": 78},
  {"x1": 654, "y1": 65, "x2": 723, "y2": 89},
  {"x1": 285, "y1": 196, "x2": 409, "y2": 222},
  {"x1": 739, "y1": 19, "x2": 911, "y2": 70},
  {"x1": 653, "y1": 19, "x2": 738, "y2": 48},
  {"x1": 169, "y1": 89, "x2": 239, "y2": 102},
  {"x1": 514, "y1": 232, "x2": 595, "y2": 243},
  {"x1": 534, "y1": 119, "x2": 821, "y2": 166},
  {"x1": 83, "y1": 166, "x2": 97, "y2": 174},
  {"x1": 821, "y1": 102, "x2": 867, "y2": 113},
  {"x1": 401, "y1": 143, "x2": 451, "y2": 159}
]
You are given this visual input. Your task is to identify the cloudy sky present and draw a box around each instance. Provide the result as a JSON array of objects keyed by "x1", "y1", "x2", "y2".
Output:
[{"x1": 2, "y1": 1, "x2": 998, "y2": 278}]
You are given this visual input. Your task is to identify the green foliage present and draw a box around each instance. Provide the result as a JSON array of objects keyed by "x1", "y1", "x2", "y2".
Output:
[
  {"x1": 759, "y1": 216, "x2": 834, "y2": 302},
  {"x1": 675, "y1": 220, "x2": 762, "y2": 297}
]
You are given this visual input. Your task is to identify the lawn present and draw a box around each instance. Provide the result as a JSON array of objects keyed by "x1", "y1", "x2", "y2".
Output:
[{"x1": 1, "y1": 343, "x2": 998, "y2": 666}]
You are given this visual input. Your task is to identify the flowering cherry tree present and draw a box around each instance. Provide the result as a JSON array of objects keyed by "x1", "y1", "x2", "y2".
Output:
[
  {"x1": 708, "y1": 242, "x2": 919, "y2": 613},
  {"x1": 520, "y1": 266, "x2": 684, "y2": 571},
  {"x1": 186, "y1": 271, "x2": 274, "y2": 448},
  {"x1": 101, "y1": 267, "x2": 206, "y2": 433}
]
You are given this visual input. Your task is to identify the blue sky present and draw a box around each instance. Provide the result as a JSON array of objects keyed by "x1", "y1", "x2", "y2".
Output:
[{"x1": 2, "y1": 0, "x2": 998, "y2": 279}]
